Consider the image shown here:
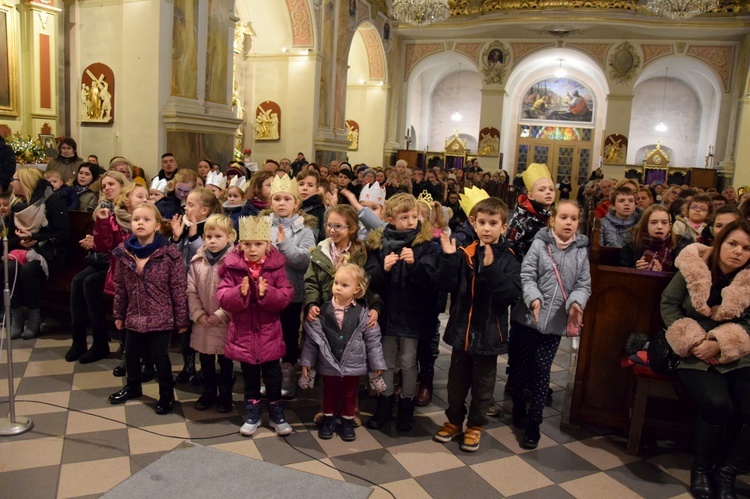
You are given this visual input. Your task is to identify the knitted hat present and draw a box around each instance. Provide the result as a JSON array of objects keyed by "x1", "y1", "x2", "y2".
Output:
[{"x1": 522, "y1": 163, "x2": 552, "y2": 191}]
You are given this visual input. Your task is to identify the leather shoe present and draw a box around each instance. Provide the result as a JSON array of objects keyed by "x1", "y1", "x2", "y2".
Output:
[
  {"x1": 108, "y1": 385, "x2": 142, "y2": 404},
  {"x1": 155, "y1": 393, "x2": 175, "y2": 415}
]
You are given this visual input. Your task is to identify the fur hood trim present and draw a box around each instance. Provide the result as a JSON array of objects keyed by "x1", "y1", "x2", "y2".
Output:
[
  {"x1": 259, "y1": 208, "x2": 318, "y2": 230},
  {"x1": 675, "y1": 242, "x2": 750, "y2": 321},
  {"x1": 365, "y1": 221, "x2": 434, "y2": 251},
  {"x1": 665, "y1": 317, "x2": 706, "y2": 357}
]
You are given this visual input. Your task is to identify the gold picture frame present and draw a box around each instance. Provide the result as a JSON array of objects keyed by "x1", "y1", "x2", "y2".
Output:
[{"x1": 0, "y1": 5, "x2": 18, "y2": 116}]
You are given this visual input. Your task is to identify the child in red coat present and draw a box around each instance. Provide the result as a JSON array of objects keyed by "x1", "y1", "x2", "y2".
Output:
[{"x1": 217, "y1": 215, "x2": 294, "y2": 437}]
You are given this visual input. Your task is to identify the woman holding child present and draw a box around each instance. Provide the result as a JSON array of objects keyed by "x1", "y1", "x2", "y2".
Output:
[{"x1": 662, "y1": 219, "x2": 750, "y2": 499}]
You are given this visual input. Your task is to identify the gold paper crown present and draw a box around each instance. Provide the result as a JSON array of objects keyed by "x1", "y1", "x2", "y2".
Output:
[
  {"x1": 459, "y1": 186, "x2": 490, "y2": 217},
  {"x1": 522, "y1": 163, "x2": 552, "y2": 191},
  {"x1": 270, "y1": 174, "x2": 299, "y2": 198},
  {"x1": 417, "y1": 190, "x2": 434, "y2": 207},
  {"x1": 239, "y1": 215, "x2": 272, "y2": 241}
]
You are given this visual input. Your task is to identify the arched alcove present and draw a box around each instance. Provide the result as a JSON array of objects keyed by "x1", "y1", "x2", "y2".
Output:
[
  {"x1": 405, "y1": 51, "x2": 481, "y2": 153},
  {"x1": 346, "y1": 22, "x2": 388, "y2": 166},
  {"x1": 630, "y1": 57, "x2": 721, "y2": 168}
]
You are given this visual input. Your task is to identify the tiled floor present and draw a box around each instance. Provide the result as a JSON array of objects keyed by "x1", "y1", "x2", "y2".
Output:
[{"x1": 0, "y1": 319, "x2": 746, "y2": 498}]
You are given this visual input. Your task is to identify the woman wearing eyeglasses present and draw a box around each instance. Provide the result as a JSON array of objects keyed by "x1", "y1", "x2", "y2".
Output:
[{"x1": 8, "y1": 166, "x2": 71, "y2": 339}]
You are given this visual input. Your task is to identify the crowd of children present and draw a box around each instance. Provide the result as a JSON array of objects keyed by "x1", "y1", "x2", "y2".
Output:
[{"x1": 6, "y1": 150, "x2": 747, "y2": 463}]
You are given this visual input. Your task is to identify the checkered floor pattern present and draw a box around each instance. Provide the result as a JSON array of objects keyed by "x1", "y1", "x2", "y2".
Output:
[{"x1": 1, "y1": 316, "x2": 746, "y2": 498}]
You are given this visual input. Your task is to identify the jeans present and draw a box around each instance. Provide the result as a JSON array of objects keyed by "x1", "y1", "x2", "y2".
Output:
[
  {"x1": 382, "y1": 336, "x2": 418, "y2": 398},
  {"x1": 280, "y1": 302, "x2": 303, "y2": 364},
  {"x1": 9, "y1": 260, "x2": 45, "y2": 309},
  {"x1": 125, "y1": 330, "x2": 173, "y2": 391},
  {"x1": 70, "y1": 266, "x2": 107, "y2": 336},
  {"x1": 445, "y1": 348, "x2": 497, "y2": 428},
  {"x1": 242, "y1": 360, "x2": 282, "y2": 402},
  {"x1": 322, "y1": 375, "x2": 360, "y2": 417},
  {"x1": 678, "y1": 367, "x2": 750, "y2": 426}
]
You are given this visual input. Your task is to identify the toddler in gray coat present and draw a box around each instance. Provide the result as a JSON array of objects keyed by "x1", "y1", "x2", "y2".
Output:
[{"x1": 301, "y1": 264, "x2": 386, "y2": 442}]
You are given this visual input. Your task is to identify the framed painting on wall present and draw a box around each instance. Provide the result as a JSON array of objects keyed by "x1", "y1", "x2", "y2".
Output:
[
  {"x1": 0, "y1": 6, "x2": 18, "y2": 116},
  {"x1": 520, "y1": 77, "x2": 594, "y2": 125}
]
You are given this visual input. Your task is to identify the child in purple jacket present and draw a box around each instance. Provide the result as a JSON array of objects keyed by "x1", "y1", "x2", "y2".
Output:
[
  {"x1": 217, "y1": 215, "x2": 294, "y2": 437},
  {"x1": 108, "y1": 203, "x2": 189, "y2": 415}
]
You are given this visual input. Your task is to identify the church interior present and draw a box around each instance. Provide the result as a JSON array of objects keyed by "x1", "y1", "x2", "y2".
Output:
[{"x1": 2, "y1": 0, "x2": 750, "y2": 497}]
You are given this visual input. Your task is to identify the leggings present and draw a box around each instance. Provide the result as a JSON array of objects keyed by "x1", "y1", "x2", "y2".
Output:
[
  {"x1": 279, "y1": 302, "x2": 303, "y2": 364},
  {"x1": 678, "y1": 367, "x2": 750, "y2": 426},
  {"x1": 125, "y1": 330, "x2": 173, "y2": 391},
  {"x1": 242, "y1": 360, "x2": 282, "y2": 402},
  {"x1": 9, "y1": 260, "x2": 45, "y2": 309},
  {"x1": 70, "y1": 266, "x2": 107, "y2": 336},
  {"x1": 513, "y1": 322, "x2": 561, "y2": 421}
]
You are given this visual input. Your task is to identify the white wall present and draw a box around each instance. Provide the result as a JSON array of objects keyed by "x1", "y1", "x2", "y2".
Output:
[
  {"x1": 345, "y1": 85, "x2": 387, "y2": 166},
  {"x1": 429, "y1": 70, "x2": 481, "y2": 153},
  {"x1": 630, "y1": 77, "x2": 702, "y2": 168}
]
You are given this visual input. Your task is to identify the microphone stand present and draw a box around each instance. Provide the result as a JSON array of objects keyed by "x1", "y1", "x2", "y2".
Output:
[{"x1": 0, "y1": 223, "x2": 33, "y2": 435}]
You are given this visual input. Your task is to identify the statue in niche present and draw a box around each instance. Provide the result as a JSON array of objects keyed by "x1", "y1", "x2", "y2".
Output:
[
  {"x1": 232, "y1": 80, "x2": 244, "y2": 121},
  {"x1": 81, "y1": 69, "x2": 114, "y2": 122},
  {"x1": 80, "y1": 84, "x2": 90, "y2": 118},
  {"x1": 255, "y1": 103, "x2": 280, "y2": 140},
  {"x1": 346, "y1": 120, "x2": 359, "y2": 150},
  {"x1": 88, "y1": 77, "x2": 101, "y2": 119},
  {"x1": 478, "y1": 132, "x2": 499, "y2": 156},
  {"x1": 99, "y1": 80, "x2": 112, "y2": 119}
]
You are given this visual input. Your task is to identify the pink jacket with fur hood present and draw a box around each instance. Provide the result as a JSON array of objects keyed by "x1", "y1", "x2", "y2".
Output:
[
  {"x1": 188, "y1": 246, "x2": 231, "y2": 355},
  {"x1": 661, "y1": 242, "x2": 750, "y2": 371},
  {"x1": 217, "y1": 246, "x2": 293, "y2": 365}
]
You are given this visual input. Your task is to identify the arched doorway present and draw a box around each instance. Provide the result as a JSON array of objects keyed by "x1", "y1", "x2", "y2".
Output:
[{"x1": 503, "y1": 49, "x2": 609, "y2": 198}]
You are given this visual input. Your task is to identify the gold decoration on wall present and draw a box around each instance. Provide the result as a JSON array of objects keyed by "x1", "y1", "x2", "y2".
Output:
[
  {"x1": 607, "y1": 41, "x2": 641, "y2": 85},
  {"x1": 254, "y1": 101, "x2": 281, "y2": 141},
  {"x1": 478, "y1": 127, "x2": 500, "y2": 157},
  {"x1": 345, "y1": 120, "x2": 359, "y2": 150},
  {"x1": 641, "y1": 44, "x2": 674, "y2": 65},
  {"x1": 481, "y1": 41, "x2": 510, "y2": 85},
  {"x1": 483, "y1": 0, "x2": 637, "y2": 10},
  {"x1": 511, "y1": 43, "x2": 555, "y2": 63},
  {"x1": 0, "y1": 6, "x2": 19, "y2": 117},
  {"x1": 567, "y1": 43, "x2": 610, "y2": 68},
  {"x1": 687, "y1": 45, "x2": 734, "y2": 92},
  {"x1": 404, "y1": 43, "x2": 444, "y2": 81}
]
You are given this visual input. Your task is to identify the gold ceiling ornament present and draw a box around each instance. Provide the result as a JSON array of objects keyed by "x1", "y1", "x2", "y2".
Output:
[
  {"x1": 448, "y1": 0, "x2": 481, "y2": 15},
  {"x1": 481, "y1": 41, "x2": 510, "y2": 85},
  {"x1": 392, "y1": 0, "x2": 451, "y2": 26},
  {"x1": 608, "y1": 41, "x2": 641, "y2": 85},
  {"x1": 646, "y1": 0, "x2": 720, "y2": 20},
  {"x1": 483, "y1": 0, "x2": 637, "y2": 11}
]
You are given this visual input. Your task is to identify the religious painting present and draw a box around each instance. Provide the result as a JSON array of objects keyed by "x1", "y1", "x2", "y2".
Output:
[
  {"x1": 478, "y1": 127, "x2": 500, "y2": 156},
  {"x1": 171, "y1": 0, "x2": 198, "y2": 98},
  {"x1": 0, "y1": 7, "x2": 18, "y2": 116},
  {"x1": 254, "y1": 101, "x2": 281, "y2": 141},
  {"x1": 205, "y1": 0, "x2": 231, "y2": 104},
  {"x1": 345, "y1": 120, "x2": 359, "y2": 150},
  {"x1": 603, "y1": 133, "x2": 627, "y2": 164},
  {"x1": 481, "y1": 41, "x2": 509, "y2": 86},
  {"x1": 487, "y1": 49, "x2": 503, "y2": 67},
  {"x1": 80, "y1": 63, "x2": 115, "y2": 124},
  {"x1": 520, "y1": 77, "x2": 595, "y2": 124},
  {"x1": 39, "y1": 134, "x2": 57, "y2": 158}
]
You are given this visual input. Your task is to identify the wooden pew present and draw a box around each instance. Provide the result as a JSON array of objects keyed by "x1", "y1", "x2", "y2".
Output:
[{"x1": 568, "y1": 226, "x2": 676, "y2": 430}]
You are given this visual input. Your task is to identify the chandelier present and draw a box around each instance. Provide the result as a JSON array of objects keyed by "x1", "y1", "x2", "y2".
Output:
[
  {"x1": 646, "y1": 0, "x2": 720, "y2": 21},
  {"x1": 392, "y1": 0, "x2": 451, "y2": 27}
]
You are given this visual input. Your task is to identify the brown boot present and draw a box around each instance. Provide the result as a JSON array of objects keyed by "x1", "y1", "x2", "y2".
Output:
[{"x1": 415, "y1": 371, "x2": 433, "y2": 407}]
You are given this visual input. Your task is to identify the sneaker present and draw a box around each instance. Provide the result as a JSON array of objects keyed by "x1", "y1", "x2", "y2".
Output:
[
  {"x1": 340, "y1": 417, "x2": 356, "y2": 442},
  {"x1": 434, "y1": 422, "x2": 462, "y2": 443},
  {"x1": 240, "y1": 399, "x2": 261, "y2": 436},
  {"x1": 487, "y1": 398, "x2": 503, "y2": 417},
  {"x1": 461, "y1": 426, "x2": 483, "y2": 452},
  {"x1": 318, "y1": 415, "x2": 336, "y2": 440},
  {"x1": 268, "y1": 400, "x2": 293, "y2": 436}
]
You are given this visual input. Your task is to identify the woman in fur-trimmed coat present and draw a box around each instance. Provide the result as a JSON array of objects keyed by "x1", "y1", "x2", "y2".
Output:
[{"x1": 660, "y1": 220, "x2": 750, "y2": 499}]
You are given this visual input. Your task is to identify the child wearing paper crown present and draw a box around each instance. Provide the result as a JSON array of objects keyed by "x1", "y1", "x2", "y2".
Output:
[
  {"x1": 217, "y1": 215, "x2": 295, "y2": 436},
  {"x1": 264, "y1": 174, "x2": 317, "y2": 398},
  {"x1": 205, "y1": 171, "x2": 228, "y2": 201},
  {"x1": 223, "y1": 175, "x2": 248, "y2": 229},
  {"x1": 301, "y1": 264, "x2": 387, "y2": 442},
  {"x1": 339, "y1": 181, "x2": 388, "y2": 241}
]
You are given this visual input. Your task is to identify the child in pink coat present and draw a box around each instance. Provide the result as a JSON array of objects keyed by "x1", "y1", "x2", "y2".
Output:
[
  {"x1": 217, "y1": 215, "x2": 294, "y2": 437},
  {"x1": 188, "y1": 214, "x2": 235, "y2": 413}
]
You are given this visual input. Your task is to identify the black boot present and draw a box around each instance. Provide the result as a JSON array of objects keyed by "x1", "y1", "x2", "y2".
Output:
[
  {"x1": 113, "y1": 330, "x2": 127, "y2": 377},
  {"x1": 396, "y1": 396, "x2": 415, "y2": 432},
  {"x1": 713, "y1": 424, "x2": 750, "y2": 499},
  {"x1": 216, "y1": 357, "x2": 235, "y2": 413},
  {"x1": 415, "y1": 370, "x2": 434, "y2": 407},
  {"x1": 195, "y1": 354, "x2": 217, "y2": 411},
  {"x1": 522, "y1": 418, "x2": 542, "y2": 450},
  {"x1": 367, "y1": 394, "x2": 393, "y2": 430},
  {"x1": 176, "y1": 351, "x2": 196, "y2": 384},
  {"x1": 66, "y1": 328, "x2": 88, "y2": 362},
  {"x1": 155, "y1": 381, "x2": 176, "y2": 415},
  {"x1": 689, "y1": 418, "x2": 722, "y2": 499},
  {"x1": 79, "y1": 327, "x2": 110, "y2": 364}
]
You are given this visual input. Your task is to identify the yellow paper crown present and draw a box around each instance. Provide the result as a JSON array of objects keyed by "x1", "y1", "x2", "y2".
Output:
[
  {"x1": 459, "y1": 186, "x2": 490, "y2": 217},
  {"x1": 239, "y1": 215, "x2": 272, "y2": 241},
  {"x1": 522, "y1": 163, "x2": 552, "y2": 191},
  {"x1": 270, "y1": 174, "x2": 299, "y2": 198}
]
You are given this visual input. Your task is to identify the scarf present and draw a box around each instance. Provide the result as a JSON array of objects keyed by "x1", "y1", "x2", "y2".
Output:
[
  {"x1": 74, "y1": 184, "x2": 89, "y2": 196},
  {"x1": 642, "y1": 233, "x2": 673, "y2": 271},
  {"x1": 380, "y1": 222, "x2": 421, "y2": 257},
  {"x1": 552, "y1": 231, "x2": 575, "y2": 250},
  {"x1": 246, "y1": 257, "x2": 265, "y2": 280},
  {"x1": 124, "y1": 232, "x2": 168, "y2": 259},
  {"x1": 113, "y1": 206, "x2": 132, "y2": 232},
  {"x1": 206, "y1": 244, "x2": 230, "y2": 266},
  {"x1": 687, "y1": 218, "x2": 706, "y2": 233},
  {"x1": 251, "y1": 198, "x2": 268, "y2": 211}
]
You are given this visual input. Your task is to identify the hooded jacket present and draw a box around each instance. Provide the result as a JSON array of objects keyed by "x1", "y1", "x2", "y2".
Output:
[
  {"x1": 188, "y1": 246, "x2": 231, "y2": 355},
  {"x1": 507, "y1": 194, "x2": 550, "y2": 260},
  {"x1": 662, "y1": 243, "x2": 750, "y2": 372},
  {"x1": 94, "y1": 212, "x2": 130, "y2": 295},
  {"x1": 512, "y1": 228, "x2": 591, "y2": 336},
  {"x1": 217, "y1": 246, "x2": 294, "y2": 364},
  {"x1": 301, "y1": 302, "x2": 387, "y2": 377},
  {"x1": 442, "y1": 239, "x2": 522, "y2": 355},
  {"x1": 112, "y1": 242, "x2": 189, "y2": 333},
  {"x1": 8, "y1": 178, "x2": 70, "y2": 272},
  {"x1": 599, "y1": 210, "x2": 638, "y2": 248},
  {"x1": 265, "y1": 211, "x2": 316, "y2": 302},
  {"x1": 364, "y1": 221, "x2": 449, "y2": 339}
]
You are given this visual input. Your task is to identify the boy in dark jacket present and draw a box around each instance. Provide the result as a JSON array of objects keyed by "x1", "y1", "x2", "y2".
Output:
[
  {"x1": 364, "y1": 193, "x2": 446, "y2": 432},
  {"x1": 434, "y1": 197, "x2": 522, "y2": 452}
]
